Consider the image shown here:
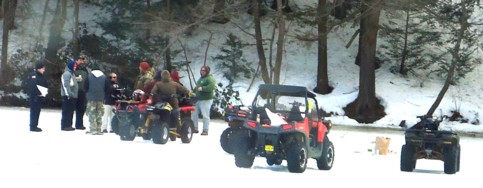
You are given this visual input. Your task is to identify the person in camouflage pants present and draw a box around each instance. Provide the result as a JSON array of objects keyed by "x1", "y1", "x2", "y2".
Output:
[{"x1": 84, "y1": 64, "x2": 106, "y2": 135}]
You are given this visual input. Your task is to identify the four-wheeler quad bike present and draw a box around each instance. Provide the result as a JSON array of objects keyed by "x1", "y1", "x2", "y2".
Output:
[
  {"x1": 112, "y1": 89, "x2": 152, "y2": 141},
  {"x1": 108, "y1": 88, "x2": 131, "y2": 134},
  {"x1": 221, "y1": 102, "x2": 251, "y2": 154},
  {"x1": 231, "y1": 84, "x2": 335, "y2": 173},
  {"x1": 400, "y1": 115, "x2": 461, "y2": 174},
  {"x1": 143, "y1": 97, "x2": 196, "y2": 144}
]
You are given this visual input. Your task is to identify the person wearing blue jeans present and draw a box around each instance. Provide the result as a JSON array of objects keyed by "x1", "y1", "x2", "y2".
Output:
[{"x1": 191, "y1": 66, "x2": 217, "y2": 136}]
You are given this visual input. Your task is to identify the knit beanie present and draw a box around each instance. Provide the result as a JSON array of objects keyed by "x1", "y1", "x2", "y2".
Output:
[
  {"x1": 67, "y1": 60, "x2": 76, "y2": 71},
  {"x1": 161, "y1": 70, "x2": 171, "y2": 82},
  {"x1": 35, "y1": 63, "x2": 45, "y2": 70},
  {"x1": 139, "y1": 61, "x2": 150, "y2": 71}
]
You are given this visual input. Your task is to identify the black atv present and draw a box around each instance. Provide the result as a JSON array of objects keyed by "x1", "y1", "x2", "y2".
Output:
[
  {"x1": 231, "y1": 84, "x2": 335, "y2": 173},
  {"x1": 221, "y1": 103, "x2": 251, "y2": 154},
  {"x1": 400, "y1": 115, "x2": 461, "y2": 174},
  {"x1": 112, "y1": 90, "x2": 151, "y2": 141}
]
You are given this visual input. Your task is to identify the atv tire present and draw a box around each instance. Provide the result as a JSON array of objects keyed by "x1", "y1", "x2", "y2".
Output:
[
  {"x1": 444, "y1": 145, "x2": 458, "y2": 174},
  {"x1": 180, "y1": 117, "x2": 195, "y2": 143},
  {"x1": 400, "y1": 144, "x2": 416, "y2": 172},
  {"x1": 119, "y1": 124, "x2": 136, "y2": 141},
  {"x1": 111, "y1": 115, "x2": 119, "y2": 135},
  {"x1": 152, "y1": 120, "x2": 169, "y2": 144},
  {"x1": 233, "y1": 131, "x2": 255, "y2": 168},
  {"x1": 317, "y1": 137, "x2": 334, "y2": 170}
]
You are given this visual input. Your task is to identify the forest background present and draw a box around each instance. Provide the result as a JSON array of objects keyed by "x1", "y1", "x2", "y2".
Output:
[{"x1": 0, "y1": 0, "x2": 482, "y2": 125}]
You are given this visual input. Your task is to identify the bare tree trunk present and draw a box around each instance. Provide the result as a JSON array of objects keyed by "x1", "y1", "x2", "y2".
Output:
[
  {"x1": 203, "y1": 32, "x2": 213, "y2": 67},
  {"x1": 5, "y1": 0, "x2": 16, "y2": 29},
  {"x1": 314, "y1": 0, "x2": 332, "y2": 94},
  {"x1": 72, "y1": 0, "x2": 80, "y2": 58},
  {"x1": 252, "y1": 0, "x2": 270, "y2": 84},
  {"x1": 1, "y1": 0, "x2": 17, "y2": 82},
  {"x1": 273, "y1": 0, "x2": 285, "y2": 85},
  {"x1": 38, "y1": 0, "x2": 50, "y2": 41},
  {"x1": 426, "y1": 1, "x2": 469, "y2": 117},
  {"x1": 399, "y1": 3, "x2": 410, "y2": 75},
  {"x1": 345, "y1": 0, "x2": 385, "y2": 123},
  {"x1": 44, "y1": 0, "x2": 68, "y2": 100}
]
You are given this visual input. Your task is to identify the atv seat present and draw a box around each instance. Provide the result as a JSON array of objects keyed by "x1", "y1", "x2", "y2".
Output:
[{"x1": 287, "y1": 105, "x2": 303, "y2": 122}]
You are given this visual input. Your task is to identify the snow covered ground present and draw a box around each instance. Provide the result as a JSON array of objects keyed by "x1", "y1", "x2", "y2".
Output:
[{"x1": 1, "y1": 107, "x2": 481, "y2": 188}]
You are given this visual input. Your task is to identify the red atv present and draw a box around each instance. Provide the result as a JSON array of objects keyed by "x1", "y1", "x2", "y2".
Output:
[
  {"x1": 231, "y1": 84, "x2": 334, "y2": 173},
  {"x1": 112, "y1": 90, "x2": 152, "y2": 141}
]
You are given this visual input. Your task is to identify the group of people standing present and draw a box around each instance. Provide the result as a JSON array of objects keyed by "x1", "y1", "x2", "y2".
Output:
[
  {"x1": 28, "y1": 55, "x2": 120, "y2": 134},
  {"x1": 28, "y1": 58, "x2": 217, "y2": 137}
]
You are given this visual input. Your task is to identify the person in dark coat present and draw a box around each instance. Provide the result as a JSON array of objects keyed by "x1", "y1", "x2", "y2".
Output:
[
  {"x1": 151, "y1": 70, "x2": 189, "y2": 128},
  {"x1": 102, "y1": 72, "x2": 120, "y2": 133},
  {"x1": 84, "y1": 64, "x2": 106, "y2": 135},
  {"x1": 74, "y1": 55, "x2": 88, "y2": 130},
  {"x1": 28, "y1": 63, "x2": 48, "y2": 132},
  {"x1": 60, "y1": 60, "x2": 78, "y2": 131}
]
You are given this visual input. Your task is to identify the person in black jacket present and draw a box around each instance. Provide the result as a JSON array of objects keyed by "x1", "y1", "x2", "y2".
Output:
[
  {"x1": 74, "y1": 55, "x2": 88, "y2": 130},
  {"x1": 102, "y1": 72, "x2": 120, "y2": 133},
  {"x1": 28, "y1": 63, "x2": 48, "y2": 132}
]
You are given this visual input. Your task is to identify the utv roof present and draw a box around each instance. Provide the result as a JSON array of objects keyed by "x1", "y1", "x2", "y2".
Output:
[{"x1": 257, "y1": 84, "x2": 316, "y2": 98}]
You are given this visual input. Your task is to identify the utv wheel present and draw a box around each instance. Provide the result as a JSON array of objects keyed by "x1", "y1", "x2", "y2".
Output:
[
  {"x1": 400, "y1": 144, "x2": 416, "y2": 172},
  {"x1": 119, "y1": 124, "x2": 136, "y2": 141},
  {"x1": 317, "y1": 138, "x2": 334, "y2": 170},
  {"x1": 152, "y1": 121, "x2": 169, "y2": 144},
  {"x1": 286, "y1": 141, "x2": 307, "y2": 173},
  {"x1": 444, "y1": 145, "x2": 458, "y2": 174},
  {"x1": 233, "y1": 132, "x2": 255, "y2": 168},
  {"x1": 220, "y1": 128, "x2": 233, "y2": 154},
  {"x1": 111, "y1": 115, "x2": 119, "y2": 135},
  {"x1": 180, "y1": 117, "x2": 194, "y2": 143}
]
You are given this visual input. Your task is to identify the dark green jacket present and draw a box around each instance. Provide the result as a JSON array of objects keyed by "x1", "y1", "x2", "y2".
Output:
[{"x1": 194, "y1": 74, "x2": 216, "y2": 100}]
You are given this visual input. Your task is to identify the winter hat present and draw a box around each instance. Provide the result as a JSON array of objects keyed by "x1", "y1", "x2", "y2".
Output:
[
  {"x1": 67, "y1": 60, "x2": 76, "y2": 71},
  {"x1": 161, "y1": 70, "x2": 171, "y2": 82},
  {"x1": 170, "y1": 70, "x2": 180, "y2": 83},
  {"x1": 139, "y1": 61, "x2": 150, "y2": 71},
  {"x1": 35, "y1": 63, "x2": 45, "y2": 70}
]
